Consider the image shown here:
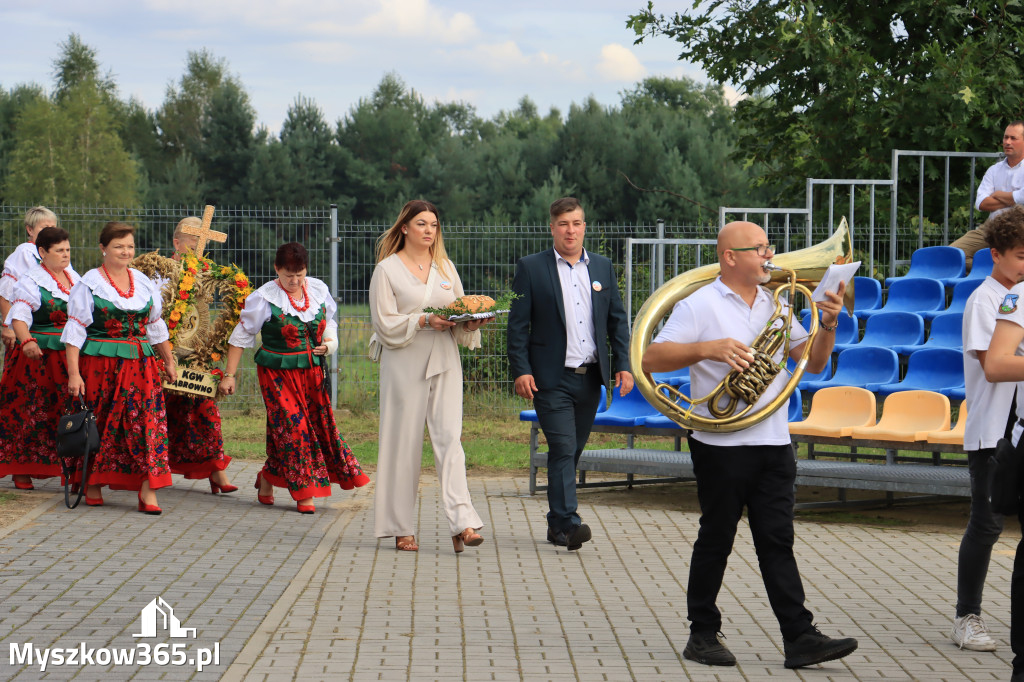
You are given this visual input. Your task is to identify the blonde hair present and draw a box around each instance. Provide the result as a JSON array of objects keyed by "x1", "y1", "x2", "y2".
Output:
[
  {"x1": 375, "y1": 199, "x2": 451, "y2": 278},
  {"x1": 25, "y1": 206, "x2": 57, "y2": 231},
  {"x1": 173, "y1": 216, "x2": 201, "y2": 241}
]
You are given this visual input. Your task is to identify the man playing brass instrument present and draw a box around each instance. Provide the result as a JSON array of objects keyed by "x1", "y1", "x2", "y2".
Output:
[{"x1": 642, "y1": 221, "x2": 857, "y2": 669}]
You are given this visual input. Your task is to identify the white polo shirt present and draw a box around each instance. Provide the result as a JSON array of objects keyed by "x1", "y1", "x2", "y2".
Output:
[
  {"x1": 652, "y1": 277, "x2": 808, "y2": 447},
  {"x1": 976, "y1": 158, "x2": 1024, "y2": 217},
  {"x1": 963, "y1": 277, "x2": 1024, "y2": 450}
]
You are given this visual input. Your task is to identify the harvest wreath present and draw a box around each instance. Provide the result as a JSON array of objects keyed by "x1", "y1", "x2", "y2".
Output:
[{"x1": 132, "y1": 251, "x2": 252, "y2": 393}]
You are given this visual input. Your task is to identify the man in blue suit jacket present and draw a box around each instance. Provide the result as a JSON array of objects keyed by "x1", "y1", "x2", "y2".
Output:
[{"x1": 507, "y1": 197, "x2": 633, "y2": 550}]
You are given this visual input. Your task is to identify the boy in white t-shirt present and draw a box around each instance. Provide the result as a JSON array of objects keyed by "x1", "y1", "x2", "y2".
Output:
[{"x1": 965, "y1": 205, "x2": 1024, "y2": 677}]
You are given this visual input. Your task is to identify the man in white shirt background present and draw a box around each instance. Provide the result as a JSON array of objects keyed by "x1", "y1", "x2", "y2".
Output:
[{"x1": 952, "y1": 121, "x2": 1024, "y2": 266}]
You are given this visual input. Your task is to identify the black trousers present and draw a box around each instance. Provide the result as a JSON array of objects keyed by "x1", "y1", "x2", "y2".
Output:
[
  {"x1": 957, "y1": 449, "x2": 1004, "y2": 618},
  {"x1": 686, "y1": 438, "x2": 814, "y2": 640},
  {"x1": 533, "y1": 367, "x2": 602, "y2": 532}
]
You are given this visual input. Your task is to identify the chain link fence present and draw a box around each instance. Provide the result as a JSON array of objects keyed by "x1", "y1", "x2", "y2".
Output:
[{"x1": 0, "y1": 203, "x2": 972, "y2": 415}]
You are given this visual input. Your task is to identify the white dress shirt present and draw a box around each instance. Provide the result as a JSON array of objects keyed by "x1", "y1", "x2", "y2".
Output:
[
  {"x1": 554, "y1": 248, "x2": 597, "y2": 368},
  {"x1": 975, "y1": 157, "x2": 1024, "y2": 216}
]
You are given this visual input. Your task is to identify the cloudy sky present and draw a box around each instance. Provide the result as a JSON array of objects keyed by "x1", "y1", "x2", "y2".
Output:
[{"x1": 2, "y1": 0, "x2": 716, "y2": 134}]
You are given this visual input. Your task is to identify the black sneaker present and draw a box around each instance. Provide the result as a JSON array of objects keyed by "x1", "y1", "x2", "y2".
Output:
[
  {"x1": 683, "y1": 630, "x2": 736, "y2": 666},
  {"x1": 547, "y1": 524, "x2": 592, "y2": 550},
  {"x1": 783, "y1": 625, "x2": 858, "y2": 669}
]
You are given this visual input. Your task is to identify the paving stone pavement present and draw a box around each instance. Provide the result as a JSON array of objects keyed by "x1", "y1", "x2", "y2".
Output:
[{"x1": 0, "y1": 460, "x2": 1019, "y2": 681}]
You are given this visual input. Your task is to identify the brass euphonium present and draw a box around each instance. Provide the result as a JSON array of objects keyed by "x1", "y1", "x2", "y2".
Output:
[{"x1": 629, "y1": 218, "x2": 855, "y2": 433}]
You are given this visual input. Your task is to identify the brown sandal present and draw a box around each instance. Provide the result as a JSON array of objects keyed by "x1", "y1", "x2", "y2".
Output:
[
  {"x1": 396, "y1": 536, "x2": 418, "y2": 552},
  {"x1": 452, "y1": 528, "x2": 484, "y2": 553}
]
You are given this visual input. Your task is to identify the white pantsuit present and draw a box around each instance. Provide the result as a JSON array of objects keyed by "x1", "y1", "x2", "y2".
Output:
[{"x1": 370, "y1": 254, "x2": 484, "y2": 537}]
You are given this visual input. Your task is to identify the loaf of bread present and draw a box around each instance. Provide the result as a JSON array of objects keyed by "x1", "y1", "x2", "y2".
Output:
[{"x1": 456, "y1": 294, "x2": 496, "y2": 313}]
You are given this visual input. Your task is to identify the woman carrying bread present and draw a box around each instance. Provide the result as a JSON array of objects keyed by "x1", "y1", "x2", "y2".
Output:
[{"x1": 369, "y1": 199, "x2": 488, "y2": 553}]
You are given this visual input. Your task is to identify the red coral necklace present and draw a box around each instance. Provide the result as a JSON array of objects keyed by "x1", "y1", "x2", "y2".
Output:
[
  {"x1": 43, "y1": 265, "x2": 72, "y2": 295},
  {"x1": 276, "y1": 280, "x2": 310, "y2": 312},
  {"x1": 101, "y1": 264, "x2": 135, "y2": 299}
]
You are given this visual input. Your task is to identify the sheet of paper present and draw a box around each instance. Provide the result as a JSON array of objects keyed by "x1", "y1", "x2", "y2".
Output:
[{"x1": 812, "y1": 261, "x2": 861, "y2": 302}]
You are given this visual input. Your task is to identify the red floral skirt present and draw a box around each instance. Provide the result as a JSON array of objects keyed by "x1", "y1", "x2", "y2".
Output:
[
  {"x1": 257, "y1": 364, "x2": 369, "y2": 500},
  {"x1": 165, "y1": 392, "x2": 230, "y2": 479},
  {"x1": 0, "y1": 345, "x2": 68, "y2": 480},
  {"x1": 70, "y1": 355, "x2": 172, "y2": 491}
]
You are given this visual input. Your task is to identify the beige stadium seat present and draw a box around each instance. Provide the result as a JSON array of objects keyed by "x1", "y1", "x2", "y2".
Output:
[
  {"x1": 789, "y1": 386, "x2": 877, "y2": 438},
  {"x1": 925, "y1": 400, "x2": 967, "y2": 446},
  {"x1": 847, "y1": 390, "x2": 951, "y2": 443}
]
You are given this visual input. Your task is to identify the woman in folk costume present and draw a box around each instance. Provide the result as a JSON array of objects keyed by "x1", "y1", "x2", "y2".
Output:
[
  {"x1": 0, "y1": 227, "x2": 80, "y2": 490},
  {"x1": 370, "y1": 199, "x2": 488, "y2": 554},
  {"x1": 62, "y1": 222, "x2": 177, "y2": 513},
  {"x1": 0, "y1": 207, "x2": 58, "y2": 354},
  {"x1": 219, "y1": 242, "x2": 368, "y2": 514},
  {"x1": 162, "y1": 217, "x2": 235, "y2": 493}
]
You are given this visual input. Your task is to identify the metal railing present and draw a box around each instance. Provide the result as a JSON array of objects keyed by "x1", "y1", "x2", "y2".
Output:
[
  {"x1": 3, "y1": 148, "x2": 1000, "y2": 414},
  {"x1": 722, "y1": 149, "x2": 1004, "y2": 279}
]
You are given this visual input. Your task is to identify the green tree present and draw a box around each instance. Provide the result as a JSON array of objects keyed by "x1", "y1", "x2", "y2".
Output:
[
  {"x1": 277, "y1": 95, "x2": 337, "y2": 205},
  {"x1": 337, "y1": 73, "x2": 457, "y2": 218},
  {"x1": 0, "y1": 84, "x2": 47, "y2": 203},
  {"x1": 157, "y1": 50, "x2": 236, "y2": 159},
  {"x1": 51, "y1": 33, "x2": 117, "y2": 104},
  {"x1": 194, "y1": 80, "x2": 256, "y2": 205},
  {"x1": 628, "y1": 1, "x2": 1024, "y2": 198},
  {"x1": 3, "y1": 79, "x2": 140, "y2": 206}
]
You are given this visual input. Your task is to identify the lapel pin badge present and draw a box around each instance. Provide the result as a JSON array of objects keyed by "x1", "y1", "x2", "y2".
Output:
[
  {"x1": 440, "y1": 281, "x2": 452, "y2": 290},
  {"x1": 592, "y1": 281, "x2": 602, "y2": 292}
]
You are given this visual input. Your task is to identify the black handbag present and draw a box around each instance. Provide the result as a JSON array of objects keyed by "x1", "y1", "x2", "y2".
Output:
[
  {"x1": 989, "y1": 437, "x2": 1024, "y2": 516},
  {"x1": 56, "y1": 399, "x2": 101, "y2": 509}
]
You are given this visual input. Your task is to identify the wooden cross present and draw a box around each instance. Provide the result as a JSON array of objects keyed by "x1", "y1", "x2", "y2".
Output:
[{"x1": 182, "y1": 205, "x2": 227, "y2": 257}]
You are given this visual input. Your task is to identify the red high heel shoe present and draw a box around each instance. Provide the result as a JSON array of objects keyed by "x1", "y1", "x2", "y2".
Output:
[
  {"x1": 255, "y1": 473, "x2": 274, "y2": 505},
  {"x1": 12, "y1": 476, "x2": 33, "y2": 490},
  {"x1": 137, "y1": 491, "x2": 162, "y2": 515},
  {"x1": 296, "y1": 500, "x2": 315, "y2": 514},
  {"x1": 210, "y1": 478, "x2": 239, "y2": 494}
]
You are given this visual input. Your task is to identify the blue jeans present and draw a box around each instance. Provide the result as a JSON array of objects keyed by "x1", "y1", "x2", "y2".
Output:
[
  {"x1": 533, "y1": 367, "x2": 602, "y2": 532},
  {"x1": 956, "y1": 449, "x2": 1004, "y2": 617}
]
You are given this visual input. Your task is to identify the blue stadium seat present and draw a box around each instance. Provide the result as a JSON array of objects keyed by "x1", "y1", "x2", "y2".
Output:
[
  {"x1": 802, "y1": 278, "x2": 880, "y2": 317},
  {"x1": 921, "y1": 278, "x2": 984, "y2": 321},
  {"x1": 854, "y1": 276, "x2": 883, "y2": 312},
  {"x1": 788, "y1": 386, "x2": 804, "y2": 422},
  {"x1": 857, "y1": 278, "x2": 945, "y2": 321},
  {"x1": 797, "y1": 310, "x2": 859, "y2": 346},
  {"x1": 639, "y1": 382, "x2": 690, "y2": 429},
  {"x1": 884, "y1": 246, "x2": 966, "y2": 287},
  {"x1": 520, "y1": 385, "x2": 608, "y2": 422},
  {"x1": 833, "y1": 311, "x2": 924, "y2": 355},
  {"x1": 833, "y1": 311, "x2": 860, "y2": 346},
  {"x1": 592, "y1": 383, "x2": 663, "y2": 426},
  {"x1": 946, "y1": 386, "x2": 967, "y2": 402},
  {"x1": 800, "y1": 347, "x2": 901, "y2": 393},
  {"x1": 873, "y1": 348, "x2": 966, "y2": 398},
  {"x1": 946, "y1": 247, "x2": 994, "y2": 287},
  {"x1": 788, "y1": 356, "x2": 833, "y2": 394},
  {"x1": 892, "y1": 312, "x2": 963, "y2": 355},
  {"x1": 652, "y1": 368, "x2": 689, "y2": 386}
]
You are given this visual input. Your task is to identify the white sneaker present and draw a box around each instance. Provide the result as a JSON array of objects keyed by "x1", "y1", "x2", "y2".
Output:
[{"x1": 951, "y1": 613, "x2": 997, "y2": 651}]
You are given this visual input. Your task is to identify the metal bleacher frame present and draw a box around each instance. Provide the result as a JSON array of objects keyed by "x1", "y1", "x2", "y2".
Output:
[
  {"x1": 527, "y1": 423, "x2": 969, "y2": 508},
  {"x1": 528, "y1": 148, "x2": 991, "y2": 508}
]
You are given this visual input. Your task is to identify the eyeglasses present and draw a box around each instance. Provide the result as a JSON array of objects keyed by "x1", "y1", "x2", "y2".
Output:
[{"x1": 731, "y1": 244, "x2": 776, "y2": 257}]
